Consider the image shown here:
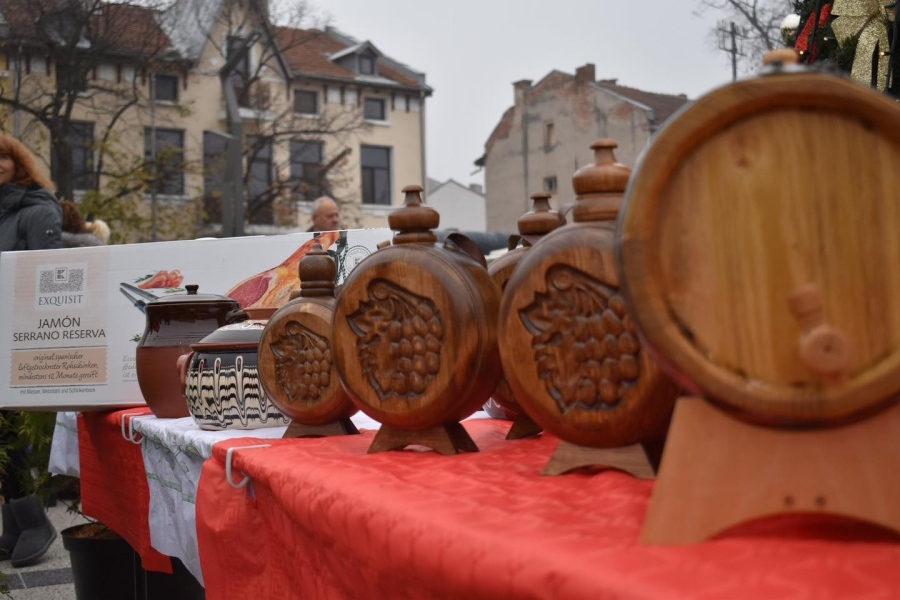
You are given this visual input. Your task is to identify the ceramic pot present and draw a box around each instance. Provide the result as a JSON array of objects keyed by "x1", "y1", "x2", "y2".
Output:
[
  {"x1": 178, "y1": 310, "x2": 290, "y2": 430},
  {"x1": 136, "y1": 284, "x2": 245, "y2": 418}
]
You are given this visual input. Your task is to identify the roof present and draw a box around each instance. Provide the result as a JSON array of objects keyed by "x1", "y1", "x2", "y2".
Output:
[
  {"x1": 159, "y1": 0, "x2": 223, "y2": 61},
  {"x1": 274, "y1": 27, "x2": 429, "y2": 91},
  {"x1": 594, "y1": 82, "x2": 688, "y2": 124},
  {"x1": 482, "y1": 68, "x2": 689, "y2": 154},
  {"x1": 0, "y1": 0, "x2": 174, "y2": 58}
]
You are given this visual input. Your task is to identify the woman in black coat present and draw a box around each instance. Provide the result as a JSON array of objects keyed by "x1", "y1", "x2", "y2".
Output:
[
  {"x1": 0, "y1": 135, "x2": 62, "y2": 253},
  {"x1": 0, "y1": 133, "x2": 62, "y2": 567}
]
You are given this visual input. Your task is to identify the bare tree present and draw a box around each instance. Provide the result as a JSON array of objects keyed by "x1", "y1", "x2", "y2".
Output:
[
  {"x1": 0, "y1": 0, "x2": 173, "y2": 201},
  {"x1": 191, "y1": 0, "x2": 368, "y2": 232},
  {"x1": 696, "y1": 0, "x2": 795, "y2": 73}
]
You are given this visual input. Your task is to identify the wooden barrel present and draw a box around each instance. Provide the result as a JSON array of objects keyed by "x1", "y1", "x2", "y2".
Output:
[
  {"x1": 499, "y1": 141, "x2": 680, "y2": 449},
  {"x1": 617, "y1": 62, "x2": 900, "y2": 426},
  {"x1": 487, "y1": 192, "x2": 563, "y2": 415},
  {"x1": 332, "y1": 185, "x2": 503, "y2": 431},
  {"x1": 257, "y1": 242, "x2": 357, "y2": 426}
]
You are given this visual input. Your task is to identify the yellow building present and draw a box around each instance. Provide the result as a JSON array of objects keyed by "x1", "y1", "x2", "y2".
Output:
[{"x1": 0, "y1": 0, "x2": 432, "y2": 239}]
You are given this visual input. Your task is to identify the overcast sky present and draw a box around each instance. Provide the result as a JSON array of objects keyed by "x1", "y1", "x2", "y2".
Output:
[{"x1": 317, "y1": 0, "x2": 738, "y2": 188}]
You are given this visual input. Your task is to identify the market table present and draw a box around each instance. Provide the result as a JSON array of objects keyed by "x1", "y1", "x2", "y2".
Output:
[
  {"x1": 74, "y1": 408, "x2": 383, "y2": 583},
  {"x1": 77, "y1": 408, "x2": 174, "y2": 573},
  {"x1": 197, "y1": 419, "x2": 900, "y2": 600},
  {"x1": 76, "y1": 409, "x2": 900, "y2": 599}
]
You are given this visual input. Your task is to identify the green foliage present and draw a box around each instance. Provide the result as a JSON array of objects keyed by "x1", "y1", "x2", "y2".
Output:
[{"x1": 0, "y1": 411, "x2": 57, "y2": 503}]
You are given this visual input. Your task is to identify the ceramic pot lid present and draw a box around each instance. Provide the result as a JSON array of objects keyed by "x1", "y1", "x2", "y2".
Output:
[{"x1": 190, "y1": 321, "x2": 265, "y2": 352}]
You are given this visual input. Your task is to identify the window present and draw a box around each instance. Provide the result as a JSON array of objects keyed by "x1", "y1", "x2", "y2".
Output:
[
  {"x1": 246, "y1": 136, "x2": 273, "y2": 224},
  {"x1": 361, "y1": 145, "x2": 391, "y2": 205},
  {"x1": 544, "y1": 122, "x2": 555, "y2": 149},
  {"x1": 226, "y1": 36, "x2": 251, "y2": 107},
  {"x1": 153, "y1": 74, "x2": 178, "y2": 102},
  {"x1": 56, "y1": 63, "x2": 87, "y2": 93},
  {"x1": 364, "y1": 97, "x2": 386, "y2": 121},
  {"x1": 30, "y1": 56, "x2": 47, "y2": 75},
  {"x1": 52, "y1": 122, "x2": 96, "y2": 191},
  {"x1": 144, "y1": 128, "x2": 185, "y2": 195},
  {"x1": 226, "y1": 36, "x2": 251, "y2": 80},
  {"x1": 203, "y1": 131, "x2": 228, "y2": 223},
  {"x1": 294, "y1": 90, "x2": 318, "y2": 115},
  {"x1": 326, "y1": 88, "x2": 341, "y2": 104},
  {"x1": 290, "y1": 141, "x2": 323, "y2": 202},
  {"x1": 359, "y1": 53, "x2": 376, "y2": 75},
  {"x1": 96, "y1": 63, "x2": 116, "y2": 81},
  {"x1": 344, "y1": 88, "x2": 358, "y2": 106},
  {"x1": 121, "y1": 66, "x2": 136, "y2": 84},
  {"x1": 544, "y1": 176, "x2": 557, "y2": 193}
]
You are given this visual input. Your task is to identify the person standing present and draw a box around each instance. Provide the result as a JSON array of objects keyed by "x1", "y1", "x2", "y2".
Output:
[
  {"x1": 0, "y1": 133, "x2": 62, "y2": 567},
  {"x1": 60, "y1": 200, "x2": 104, "y2": 248},
  {"x1": 306, "y1": 196, "x2": 341, "y2": 232}
]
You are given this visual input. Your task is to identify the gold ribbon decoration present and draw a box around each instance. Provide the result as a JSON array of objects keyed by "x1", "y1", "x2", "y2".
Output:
[{"x1": 831, "y1": 0, "x2": 895, "y2": 90}]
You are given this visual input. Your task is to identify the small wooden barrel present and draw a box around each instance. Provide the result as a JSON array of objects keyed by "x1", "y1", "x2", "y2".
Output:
[
  {"x1": 258, "y1": 242, "x2": 357, "y2": 426},
  {"x1": 499, "y1": 141, "x2": 680, "y2": 449},
  {"x1": 332, "y1": 185, "x2": 503, "y2": 432},
  {"x1": 617, "y1": 58, "x2": 900, "y2": 426},
  {"x1": 487, "y1": 192, "x2": 563, "y2": 416}
]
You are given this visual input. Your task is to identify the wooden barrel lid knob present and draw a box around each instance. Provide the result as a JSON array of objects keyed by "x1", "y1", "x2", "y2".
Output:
[
  {"x1": 571, "y1": 139, "x2": 632, "y2": 223},
  {"x1": 763, "y1": 48, "x2": 800, "y2": 66},
  {"x1": 292, "y1": 241, "x2": 335, "y2": 300},
  {"x1": 389, "y1": 184, "x2": 439, "y2": 245},
  {"x1": 787, "y1": 284, "x2": 852, "y2": 383},
  {"x1": 518, "y1": 192, "x2": 564, "y2": 242}
]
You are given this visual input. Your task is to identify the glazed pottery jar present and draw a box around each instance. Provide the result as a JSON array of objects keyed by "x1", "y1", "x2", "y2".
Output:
[
  {"x1": 136, "y1": 284, "x2": 245, "y2": 418},
  {"x1": 179, "y1": 309, "x2": 290, "y2": 430}
]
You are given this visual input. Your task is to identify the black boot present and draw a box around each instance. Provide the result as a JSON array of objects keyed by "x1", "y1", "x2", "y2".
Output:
[
  {"x1": 9, "y1": 495, "x2": 56, "y2": 567},
  {"x1": 0, "y1": 503, "x2": 20, "y2": 560}
]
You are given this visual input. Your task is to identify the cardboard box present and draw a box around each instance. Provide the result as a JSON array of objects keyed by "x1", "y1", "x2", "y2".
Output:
[{"x1": 0, "y1": 229, "x2": 391, "y2": 410}]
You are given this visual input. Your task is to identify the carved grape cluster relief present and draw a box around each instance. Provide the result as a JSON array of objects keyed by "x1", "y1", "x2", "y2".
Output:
[
  {"x1": 348, "y1": 279, "x2": 443, "y2": 401},
  {"x1": 519, "y1": 264, "x2": 641, "y2": 413},
  {"x1": 269, "y1": 321, "x2": 332, "y2": 404}
]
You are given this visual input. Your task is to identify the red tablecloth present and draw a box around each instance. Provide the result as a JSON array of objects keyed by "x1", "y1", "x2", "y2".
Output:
[
  {"x1": 196, "y1": 419, "x2": 900, "y2": 599},
  {"x1": 78, "y1": 409, "x2": 173, "y2": 573}
]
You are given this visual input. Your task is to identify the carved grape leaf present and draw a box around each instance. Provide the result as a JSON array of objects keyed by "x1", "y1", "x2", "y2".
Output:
[
  {"x1": 347, "y1": 279, "x2": 443, "y2": 401},
  {"x1": 269, "y1": 321, "x2": 332, "y2": 404},
  {"x1": 519, "y1": 264, "x2": 641, "y2": 414}
]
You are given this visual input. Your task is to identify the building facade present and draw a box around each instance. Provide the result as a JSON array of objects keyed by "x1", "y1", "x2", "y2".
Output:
[
  {"x1": 0, "y1": 0, "x2": 431, "y2": 240},
  {"x1": 477, "y1": 63, "x2": 688, "y2": 232},
  {"x1": 425, "y1": 177, "x2": 486, "y2": 232}
]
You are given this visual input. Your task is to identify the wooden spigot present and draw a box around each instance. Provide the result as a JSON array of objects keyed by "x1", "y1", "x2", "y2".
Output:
[{"x1": 787, "y1": 284, "x2": 851, "y2": 385}]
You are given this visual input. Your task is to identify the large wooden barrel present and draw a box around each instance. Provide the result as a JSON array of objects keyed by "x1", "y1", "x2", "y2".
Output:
[{"x1": 617, "y1": 58, "x2": 900, "y2": 426}]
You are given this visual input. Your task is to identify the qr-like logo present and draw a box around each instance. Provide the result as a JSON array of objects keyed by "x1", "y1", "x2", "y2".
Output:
[
  {"x1": 39, "y1": 268, "x2": 84, "y2": 293},
  {"x1": 341, "y1": 246, "x2": 372, "y2": 279}
]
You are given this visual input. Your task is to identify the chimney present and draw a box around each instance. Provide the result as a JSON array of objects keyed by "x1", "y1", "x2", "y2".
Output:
[
  {"x1": 468, "y1": 183, "x2": 484, "y2": 195},
  {"x1": 513, "y1": 79, "x2": 532, "y2": 107},
  {"x1": 575, "y1": 63, "x2": 595, "y2": 88}
]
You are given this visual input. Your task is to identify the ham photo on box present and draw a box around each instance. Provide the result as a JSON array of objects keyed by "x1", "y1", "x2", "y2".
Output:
[{"x1": 0, "y1": 228, "x2": 390, "y2": 411}]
